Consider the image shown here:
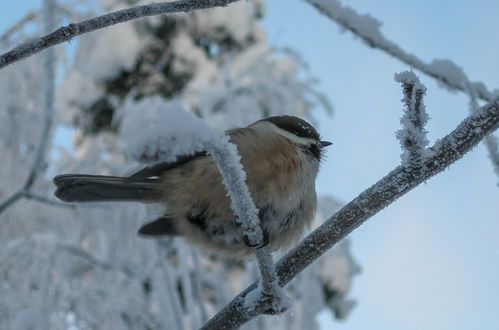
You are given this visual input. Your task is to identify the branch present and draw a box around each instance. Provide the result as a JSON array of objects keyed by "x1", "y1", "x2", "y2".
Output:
[
  {"x1": 304, "y1": 0, "x2": 499, "y2": 181},
  {"x1": 394, "y1": 71, "x2": 429, "y2": 170},
  {"x1": 206, "y1": 140, "x2": 288, "y2": 314},
  {"x1": 463, "y1": 78, "x2": 499, "y2": 182},
  {"x1": 0, "y1": 190, "x2": 25, "y2": 214},
  {"x1": 304, "y1": 0, "x2": 496, "y2": 102},
  {"x1": 200, "y1": 98, "x2": 499, "y2": 329},
  {"x1": 0, "y1": 11, "x2": 38, "y2": 44},
  {"x1": 0, "y1": 0, "x2": 57, "y2": 216},
  {"x1": 0, "y1": 0, "x2": 241, "y2": 70}
]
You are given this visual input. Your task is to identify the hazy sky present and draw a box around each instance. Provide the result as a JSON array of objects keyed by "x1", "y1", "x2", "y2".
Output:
[{"x1": 1, "y1": 1, "x2": 498, "y2": 329}]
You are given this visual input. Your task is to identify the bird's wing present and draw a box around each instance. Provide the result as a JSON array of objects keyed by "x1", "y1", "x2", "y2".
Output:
[{"x1": 125, "y1": 151, "x2": 208, "y2": 182}]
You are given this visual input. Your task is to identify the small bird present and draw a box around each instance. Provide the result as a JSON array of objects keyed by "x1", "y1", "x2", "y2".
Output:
[{"x1": 53, "y1": 115, "x2": 331, "y2": 258}]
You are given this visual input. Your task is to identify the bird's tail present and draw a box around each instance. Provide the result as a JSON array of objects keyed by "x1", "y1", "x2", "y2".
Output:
[{"x1": 53, "y1": 174, "x2": 161, "y2": 203}]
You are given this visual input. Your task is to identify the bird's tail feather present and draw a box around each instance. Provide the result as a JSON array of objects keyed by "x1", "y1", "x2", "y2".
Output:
[{"x1": 53, "y1": 174, "x2": 160, "y2": 203}]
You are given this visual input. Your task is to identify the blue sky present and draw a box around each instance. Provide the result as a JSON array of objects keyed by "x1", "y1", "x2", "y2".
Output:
[
  {"x1": 260, "y1": 1, "x2": 499, "y2": 329},
  {"x1": 1, "y1": 1, "x2": 498, "y2": 329}
]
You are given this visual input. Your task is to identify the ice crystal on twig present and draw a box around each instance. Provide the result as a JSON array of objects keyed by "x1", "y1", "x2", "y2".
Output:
[{"x1": 395, "y1": 71, "x2": 429, "y2": 170}]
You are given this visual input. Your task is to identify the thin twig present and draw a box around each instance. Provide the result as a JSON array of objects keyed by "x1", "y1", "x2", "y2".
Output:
[
  {"x1": 0, "y1": 190, "x2": 25, "y2": 214},
  {"x1": 0, "y1": 0, "x2": 241, "y2": 70},
  {"x1": 24, "y1": 191, "x2": 79, "y2": 208},
  {"x1": 0, "y1": 11, "x2": 38, "y2": 44},
  {"x1": 0, "y1": 0, "x2": 57, "y2": 216},
  {"x1": 200, "y1": 97, "x2": 499, "y2": 329},
  {"x1": 394, "y1": 71, "x2": 429, "y2": 170}
]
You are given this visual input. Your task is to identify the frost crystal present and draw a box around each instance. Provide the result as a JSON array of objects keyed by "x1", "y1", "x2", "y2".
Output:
[{"x1": 394, "y1": 71, "x2": 430, "y2": 168}]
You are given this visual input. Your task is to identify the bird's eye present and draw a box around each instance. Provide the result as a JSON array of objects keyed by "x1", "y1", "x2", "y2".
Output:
[{"x1": 304, "y1": 144, "x2": 321, "y2": 160}]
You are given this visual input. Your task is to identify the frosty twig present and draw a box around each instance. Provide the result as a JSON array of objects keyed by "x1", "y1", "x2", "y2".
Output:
[
  {"x1": 394, "y1": 71, "x2": 429, "y2": 170},
  {"x1": 207, "y1": 140, "x2": 288, "y2": 315},
  {"x1": 201, "y1": 97, "x2": 499, "y2": 330},
  {"x1": 0, "y1": 0, "x2": 241, "y2": 70}
]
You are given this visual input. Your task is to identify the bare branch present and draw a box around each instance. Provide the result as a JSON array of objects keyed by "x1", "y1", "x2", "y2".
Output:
[
  {"x1": 0, "y1": 0, "x2": 57, "y2": 217},
  {"x1": 24, "y1": 191, "x2": 78, "y2": 209},
  {"x1": 25, "y1": 0, "x2": 56, "y2": 189},
  {"x1": 304, "y1": 0, "x2": 496, "y2": 102},
  {"x1": 0, "y1": 11, "x2": 38, "y2": 44},
  {"x1": 0, "y1": 190, "x2": 25, "y2": 214},
  {"x1": 0, "y1": 0, "x2": 241, "y2": 70},
  {"x1": 201, "y1": 98, "x2": 499, "y2": 329}
]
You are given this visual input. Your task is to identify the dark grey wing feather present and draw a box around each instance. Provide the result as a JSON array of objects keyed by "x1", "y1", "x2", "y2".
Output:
[
  {"x1": 54, "y1": 152, "x2": 207, "y2": 203},
  {"x1": 53, "y1": 174, "x2": 160, "y2": 202},
  {"x1": 125, "y1": 151, "x2": 208, "y2": 182},
  {"x1": 138, "y1": 216, "x2": 178, "y2": 236}
]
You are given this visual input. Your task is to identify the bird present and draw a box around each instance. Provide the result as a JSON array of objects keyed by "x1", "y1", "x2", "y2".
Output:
[{"x1": 53, "y1": 115, "x2": 332, "y2": 258}]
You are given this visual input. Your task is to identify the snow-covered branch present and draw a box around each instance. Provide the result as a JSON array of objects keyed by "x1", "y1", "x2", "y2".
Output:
[
  {"x1": 394, "y1": 71, "x2": 429, "y2": 170},
  {"x1": 207, "y1": 141, "x2": 288, "y2": 312},
  {"x1": 463, "y1": 78, "x2": 499, "y2": 182},
  {"x1": 304, "y1": 0, "x2": 496, "y2": 102},
  {"x1": 201, "y1": 97, "x2": 499, "y2": 330},
  {"x1": 0, "y1": 0, "x2": 241, "y2": 70},
  {"x1": 121, "y1": 97, "x2": 287, "y2": 315},
  {"x1": 304, "y1": 0, "x2": 499, "y2": 181}
]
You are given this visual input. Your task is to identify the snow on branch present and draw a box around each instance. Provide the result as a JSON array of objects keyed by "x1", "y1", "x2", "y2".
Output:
[
  {"x1": 120, "y1": 96, "x2": 288, "y2": 314},
  {"x1": 304, "y1": 0, "x2": 497, "y2": 102},
  {"x1": 0, "y1": 0, "x2": 241, "y2": 70},
  {"x1": 463, "y1": 78, "x2": 499, "y2": 182},
  {"x1": 394, "y1": 71, "x2": 429, "y2": 169},
  {"x1": 200, "y1": 96, "x2": 499, "y2": 330}
]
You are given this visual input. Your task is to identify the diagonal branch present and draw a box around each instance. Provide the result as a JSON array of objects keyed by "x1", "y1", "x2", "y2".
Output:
[
  {"x1": 0, "y1": 0, "x2": 241, "y2": 70},
  {"x1": 304, "y1": 0, "x2": 499, "y2": 181},
  {"x1": 463, "y1": 79, "x2": 499, "y2": 182},
  {"x1": 200, "y1": 98, "x2": 499, "y2": 329},
  {"x1": 0, "y1": 11, "x2": 38, "y2": 44},
  {"x1": 304, "y1": 0, "x2": 496, "y2": 102}
]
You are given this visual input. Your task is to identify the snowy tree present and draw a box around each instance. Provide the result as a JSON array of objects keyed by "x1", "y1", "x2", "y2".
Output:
[
  {"x1": 0, "y1": 0, "x2": 498, "y2": 329},
  {"x1": 0, "y1": 1, "x2": 356, "y2": 329}
]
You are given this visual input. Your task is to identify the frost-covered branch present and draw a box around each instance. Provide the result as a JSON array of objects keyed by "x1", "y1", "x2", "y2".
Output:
[
  {"x1": 206, "y1": 141, "x2": 288, "y2": 313},
  {"x1": 121, "y1": 98, "x2": 287, "y2": 316},
  {"x1": 201, "y1": 97, "x2": 499, "y2": 330},
  {"x1": 0, "y1": 0, "x2": 241, "y2": 70},
  {"x1": 463, "y1": 79, "x2": 499, "y2": 182},
  {"x1": 394, "y1": 71, "x2": 429, "y2": 170},
  {"x1": 304, "y1": 0, "x2": 496, "y2": 102},
  {"x1": 305, "y1": 0, "x2": 499, "y2": 180},
  {"x1": 207, "y1": 141, "x2": 287, "y2": 312}
]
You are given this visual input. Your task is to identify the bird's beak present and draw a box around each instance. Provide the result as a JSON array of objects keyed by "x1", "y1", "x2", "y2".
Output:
[{"x1": 318, "y1": 140, "x2": 333, "y2": 148}]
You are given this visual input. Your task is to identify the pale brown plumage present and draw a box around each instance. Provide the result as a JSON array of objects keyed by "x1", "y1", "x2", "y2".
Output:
[
  {"x1": 158, "y1": 127, "x2": 318, "y2": 257},
  {"x1": 53, "y1": 116, "x2": 328, "y2": 258}
]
